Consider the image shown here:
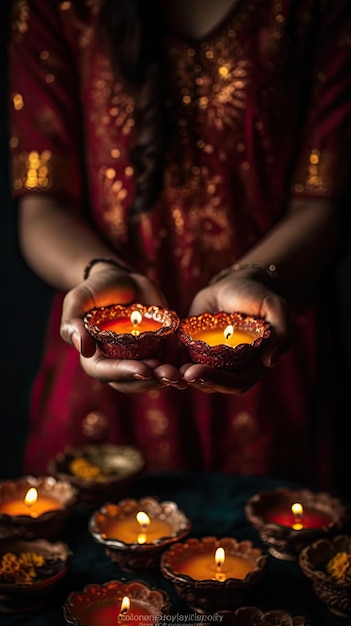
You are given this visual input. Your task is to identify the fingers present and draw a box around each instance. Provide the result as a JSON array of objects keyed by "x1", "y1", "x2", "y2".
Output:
[
  {"x1": 79, "y1": 353, "x2": 155, "y2": 383},
  {"x1": 180, "y1": 361, "x2": 263, "y2": 394},
  {"x1": 260, "y1": 293, "x2": 290, "y2": 367},
  {"x1": 61, "y1": 317, "x2": 97, "y2": 358}
]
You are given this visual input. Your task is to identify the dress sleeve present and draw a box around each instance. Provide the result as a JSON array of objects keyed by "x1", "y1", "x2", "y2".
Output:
[
  {"x1": 8, "y1": 0, "x2": 84, "y2": 208},
  {"x1": 291, "y1": 0, "x2": 351, "y2": 201}
]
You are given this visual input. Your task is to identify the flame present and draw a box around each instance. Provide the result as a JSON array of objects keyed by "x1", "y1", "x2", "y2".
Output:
[
  {"x1": 130, "y1": 310, "x2": 142, "y2": 336},
  {"x1": 24, "y1": 488, "x2": 38, "y2": 507},
  {"x1": 136, "y1": 511, "x2": 150, "y2": 544},
  {"x1": 291, "y1": 502, "x2": 304, "y2": 530},
  {"x1": 291, "y1": 502, "x2": 303, "y2": 517},
  {"x1": 214, "y1": 547, "x2": 226, "y2": 582},
  {"x1": 130, "y1": 311, "x2": 142, "y2": 327},
  {"x1": 224, "y1": 325, "x2": 234, "y2": 341},
  {"x1": 120, "y1": 596, "x2": 130, "y2": 613},
  {"x1": 118, "y1": 596, "x2": 130, "y2": 622},
  {"x1": 136, "y1": 511, "x2": 150, "y2": 530},
  {"x1": 215, "y1": 547, "x2": 225, "y2": 569}
]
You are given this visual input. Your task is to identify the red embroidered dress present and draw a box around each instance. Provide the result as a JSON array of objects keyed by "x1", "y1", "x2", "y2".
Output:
[{"x1": 9, "y1": 0, "x2": 351, "y2": 485}]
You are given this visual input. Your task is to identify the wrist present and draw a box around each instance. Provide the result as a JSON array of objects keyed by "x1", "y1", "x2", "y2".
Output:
[
  {"x1": 208, "y1": 262, "x2": 278, "y2": 286},
  {"x1": 83, "y1": 257, "x2": 134, "y2": 280}
]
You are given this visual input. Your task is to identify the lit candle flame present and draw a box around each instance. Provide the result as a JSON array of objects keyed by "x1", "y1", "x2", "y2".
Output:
[
  {"x1": 136, "y1": 511, "x2": 150, "y2": 544},
  {"x1": 291, "y1": 502, "x2": 304, "y2": 530},
  {"x1": 224, "y1": 325, "x2": 234, "y2": 342},
  {"x1": 215, "y1": 547, "x2": 225, "y2": 569},
  {"x1": 118, "y1": 596, "x2": 130, "y2": 622},
  {"x1": 214, "y1": 547, "x2": 226, "y2": 581},
  {"x1": 130, "y1": 310, "x2": 142, "y2": 336},
  {"x1": 136, "y1": 511, "x2": 150, "y2": 530},
  {"x1": 24, "y1": 488, "x2": 38, "y2": 507}
]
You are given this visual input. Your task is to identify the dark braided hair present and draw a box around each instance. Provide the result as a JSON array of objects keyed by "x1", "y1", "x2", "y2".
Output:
[{"x1": 98, "y1": 0, "x2": 167, "y2": 221}]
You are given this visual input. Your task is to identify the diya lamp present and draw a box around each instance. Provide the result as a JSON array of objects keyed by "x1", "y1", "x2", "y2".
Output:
[
  {"x1": 298, "y1": 534, "x2": 351, "y2": 619},
  {"x1": 160, "y1": 536, "x2": 267, "y2": 613},
  {"x1": 245, "y1": 487, "x2": 348, "y2": 561},
  {"x1": 0, "y1": 538, "x2": 70, "y2": 613},
  {"x1": 84, "y1": 303, "x2": 179, "y2": 359},
  {"x1": 88, "y1": 496, "x2": 191, "y2": 571},
  {"x1": 63, "y1": 579, "x2": 171, "y2": 626},
  {"x1": 177, "y1": 311, "x2": 271, "y2": 370},
  {"x1": 0, "y1": 475, "x2": 77, "y2": 540},
  {"x1": 48, "y1": 442, "x2": 145, "y2": 509}
]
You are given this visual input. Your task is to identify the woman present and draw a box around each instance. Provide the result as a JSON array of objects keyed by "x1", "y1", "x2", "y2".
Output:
[{"x1": 8, "y1": 0, "x2": 351, "y2": 490}]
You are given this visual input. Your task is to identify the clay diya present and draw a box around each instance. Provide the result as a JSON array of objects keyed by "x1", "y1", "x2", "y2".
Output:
[
  {"x1": 299, "y1": 534, "x2": 351, "y2": 618},
  {"x1": 0, "y1": 475, "x2": 77, "y2": 540},
  {"x1": 84, "y1": 303, "x2": 179, "y2": 359},
  {"x1": 89, "y1": 496, "x2": 191, "y2": 571},
  {"x1": 63, "y1": 579, "x2": 171, "y2": 625},
  {"x1": 48, "y1": 443, "x2": 145, "y2": 509},
  {"x1": 0, "y1": 538, "x2": 70, "y2": 613},
  {"x1": 177, "y1": 312, "x2": 271, "y2": 370},
  {"x1": 160, "y1": 536, "x2": 267, "y2": 613},
  {"x1": 245, "y1": 487, "x2": 348, "y2": 560}
]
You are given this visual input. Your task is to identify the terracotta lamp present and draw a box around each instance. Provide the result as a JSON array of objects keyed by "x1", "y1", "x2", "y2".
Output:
[
  {"x1": 89, "y1": 496, "x2": 191, "y2": 571},
  {"x1": 177, "y1": 311, "x2": 271, "y2": 370},
  {"x1": 63, "y1": 579, "x2": 171, "y2": 626},
  {"x1": 245, "y1": 487, "x2": 348, "y2": 560},
  {"x1": 160, "y1": 536, "x2": 267, "y2": 613},
  {"x1": 84, "y1": 303, "x2": 179, "y2": 359},
  {"x1": 0, "y1": 475, "x2": 77, "y2": 540}
]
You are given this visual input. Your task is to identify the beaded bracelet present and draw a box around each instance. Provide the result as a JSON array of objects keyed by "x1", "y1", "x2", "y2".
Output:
[
  {"x1": 83, "y1": 257, "x2": 134, "y2": 280},
  {"x1": 208, "y1": 262, "x2": 277, "y2": 286}
]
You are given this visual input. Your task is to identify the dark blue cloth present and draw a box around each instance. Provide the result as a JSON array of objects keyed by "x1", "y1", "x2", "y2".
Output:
[{"x1": 1, "y1": 472, "x2": 349, "y2": 625}]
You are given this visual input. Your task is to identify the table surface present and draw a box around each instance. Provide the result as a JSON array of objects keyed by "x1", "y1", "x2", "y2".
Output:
[{"x1": 0, "y1": 471, "x2": 349, "y2": 626}]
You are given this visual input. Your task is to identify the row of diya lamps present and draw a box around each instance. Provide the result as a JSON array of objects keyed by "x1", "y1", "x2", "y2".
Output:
[
  {"x1": 0, "y1": 456, "x2": 351, "y2": 625},
  {"x1": 0, "y1": 302, "x2": 350, "y2": 624}
]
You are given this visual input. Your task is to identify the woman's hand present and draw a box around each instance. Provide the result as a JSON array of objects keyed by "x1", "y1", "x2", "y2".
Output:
[
  {"x1": 60, "y1": 267, "x2": 184, "y2": 392},
  {"x1": 180, "y1": 273, "x2": 290, "y2": 394}
]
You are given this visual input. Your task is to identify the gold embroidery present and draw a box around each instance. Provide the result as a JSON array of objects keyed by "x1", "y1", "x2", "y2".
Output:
[
  {"x1": 9, "y1": 137, "x2": 19, "y2": 148},
  {"x1": 11, "y1": 0, "x2": 29, "y2": 35},
  {"x1": 12, "y1": 150, "x2": 53, "y2": 191},
  {"x1": 12, "y1": 93, "x2": 24, "y2": 111},
  {"x1": 11, "y1": 150, "x2": 78, "y2": 195},
  {"x1": 231, "y1": 412, "x2": 258, "y2": 440},
  {"x1": 145, "y1": 409, "x2": 169, "y2": 437},
  {"x1": 293, "y1": 148, "x2": 334, "y2": 196}
]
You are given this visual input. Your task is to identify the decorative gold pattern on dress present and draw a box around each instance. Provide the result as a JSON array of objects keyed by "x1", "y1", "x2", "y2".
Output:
[
  {"x1": 12, "y1": 150, "x2": 53, "y2": 191},
  {"x1": 11, "y1": 0, "x2": 29, "y2": 34},
  {"x1": 145, "y1": 409, "x2": 169, "y2": 437},
  {"x1": 12, "y1": 93, "x2": 24, "y2": 111},
  {"x1": 231, "y1": 412, "x2": 257, "y2": 440},
  {"x1": 293, "y1": 148, "x2": 334, "y2": 196},
  {"x1": 98, "y1": 172, "x2": 128, "y2": 241}
]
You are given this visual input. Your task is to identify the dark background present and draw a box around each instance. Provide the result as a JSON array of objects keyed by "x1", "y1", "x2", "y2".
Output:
[
  {"x1": 0, "y1": 0, "x2": 53, "y2": 477},
  {"x1": 1, "y1": 1, "x2": 350, "y2": 481}
]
